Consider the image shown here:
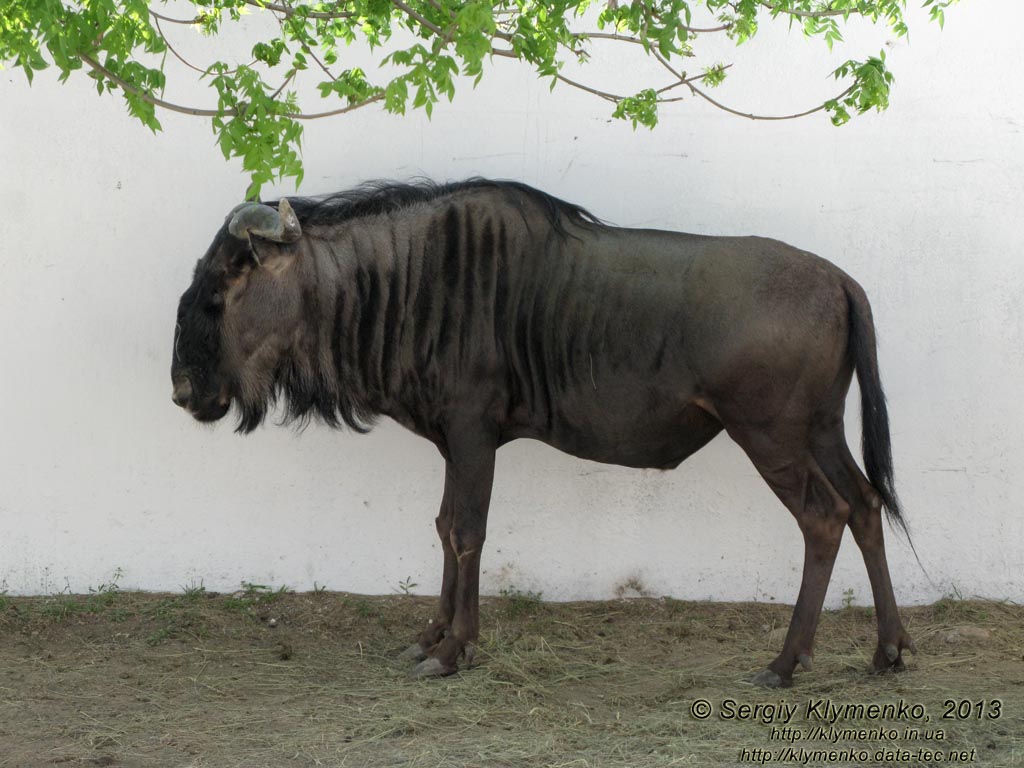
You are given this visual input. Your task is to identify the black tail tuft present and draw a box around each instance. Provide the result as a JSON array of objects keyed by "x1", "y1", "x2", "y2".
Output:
[{"x1": 844, "y1": 285, "x2": 911, "y2": 544}]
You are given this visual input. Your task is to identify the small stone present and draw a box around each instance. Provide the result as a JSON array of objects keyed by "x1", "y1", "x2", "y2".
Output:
[{"x1": 268, "y1": 618, "x2": 278, "y2": 628}]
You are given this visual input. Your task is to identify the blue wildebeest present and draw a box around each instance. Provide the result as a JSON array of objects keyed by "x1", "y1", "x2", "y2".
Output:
[{"x1": 171, "y1": 179, "x2": 915, "y2": 687}]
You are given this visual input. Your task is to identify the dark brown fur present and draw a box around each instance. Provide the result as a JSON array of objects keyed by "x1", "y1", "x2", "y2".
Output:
[{"x1": 171, "y1": 179, "x2": 914, "y2": 686}]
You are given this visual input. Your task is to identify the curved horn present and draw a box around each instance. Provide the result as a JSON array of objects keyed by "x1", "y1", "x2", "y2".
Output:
[{"x1": 227, "y1": 198, "x2": 302, "y2": 243}]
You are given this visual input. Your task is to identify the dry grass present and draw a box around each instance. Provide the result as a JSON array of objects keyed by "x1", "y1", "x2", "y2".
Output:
[{"x1": 0, "y1": 589, "x2": 1021, "y2": 767}]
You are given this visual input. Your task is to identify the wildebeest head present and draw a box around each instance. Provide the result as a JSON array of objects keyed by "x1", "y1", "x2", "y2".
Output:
[{"x1": 171, "y1": 199, "x2": 304, "y2": 430}]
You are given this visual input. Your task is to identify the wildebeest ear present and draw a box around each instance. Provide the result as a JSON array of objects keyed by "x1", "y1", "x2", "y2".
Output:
[
  {"x1": 226, "y1": 198, "x2": 302, "y2": 273},
  {"x1": 227, "y1": 199, "x2": 302, "y2": 245}
]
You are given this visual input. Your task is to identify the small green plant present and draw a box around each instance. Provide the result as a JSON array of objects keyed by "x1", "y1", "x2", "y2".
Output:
[
  {"x1": 181, "y1": 580, "x2": 206, "y2": 600},
  {"x1": 84, "y1": 567, "x2": 124, "y2": 610},
  {"x1": 313, "y1": 582, "x2": 328, "y2": 595},
  {"x1": 225, "y1": 582, "x2": 292, "y2": 612},
  {"x1": 146, "y1": 613, "x2": 203, "y2": 644},
  {"x1": 247, "y1": 582, "x2": 291, "y2": 601},
  {"x1": 842, "y1": 588, "x2": 856, "y2": 610},
  {"x1": 92, "y1": 567, "x2": 124, "y2": 594},
  {"x1": 141, "y1": 595, "x2": 205, "y2": 645},
  {"x1": 40, "y1": 597, "x2": 84, "y2": 620},
  {"x1": 396, "y1": 577, "x2": 418, "y2": 596},
  {"x1": 107, "y1": 607, "x2": 130, "y2": 623},
  {"x1": 35, "y1": 569, "x2": 124, "y2": 619},
  {"x1": 499, "y1": 586, "x2": 544, "y2": 620},
  {"x1": 146, "y1": 597, "x2": 177, "y2": 620},
  {"x1": 146, "y1": 626, "x2": 173, "y2": 645}
]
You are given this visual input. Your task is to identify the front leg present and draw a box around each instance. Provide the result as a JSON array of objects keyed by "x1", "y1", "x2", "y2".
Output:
[
  {"x1": 411, "y1": 428, "x2": 496, "y2": 678},
  {"x1": 399, "y1": 474, "x2": 457, "y2": 662}
]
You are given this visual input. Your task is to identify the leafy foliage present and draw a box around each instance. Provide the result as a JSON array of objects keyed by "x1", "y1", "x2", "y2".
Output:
[{"x1": 0, "y1": 0, "x2": 958, "y2": 196}]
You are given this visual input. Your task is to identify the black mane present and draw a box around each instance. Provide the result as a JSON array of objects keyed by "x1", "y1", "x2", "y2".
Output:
[
  {"x1": 221, "y1": 178, "x2": 606, "y2": 435},
  {"x1": 236, "y1": 354, "x2": 376, "y2": 435},
  {"x1": 268, "y1": 178, "x2": 607, "y2": 238}
]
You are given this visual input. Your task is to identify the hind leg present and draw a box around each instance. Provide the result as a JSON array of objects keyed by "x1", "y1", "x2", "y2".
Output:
[
  {"x1": 728, "y1": 427, "x2": 851, "y2": 688},
  {"x1": 815, "y1": 437, "x2": 915, "y2": 673}
]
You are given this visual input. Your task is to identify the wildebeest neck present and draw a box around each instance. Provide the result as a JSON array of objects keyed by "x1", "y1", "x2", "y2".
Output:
[
  {"x1": 247, "y1": 185, "x2": 606, "y2": 442},
  {"x1": 298, "y1": 200, "x2": 511, "y2": 440}
]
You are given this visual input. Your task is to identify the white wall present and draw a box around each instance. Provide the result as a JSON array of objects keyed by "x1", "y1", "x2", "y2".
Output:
[{"x1": 1, "y1": 2, "x2": 1022, "y2": 606}]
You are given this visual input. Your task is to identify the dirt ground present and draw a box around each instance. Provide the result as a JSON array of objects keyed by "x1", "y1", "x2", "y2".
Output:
[{"x1": 0, "y1": 586, "x2": 1021, "y2": 768}]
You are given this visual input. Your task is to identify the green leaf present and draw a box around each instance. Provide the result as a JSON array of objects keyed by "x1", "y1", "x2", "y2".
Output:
[
  {"x1": 612, "y1": 88, "x2": 659, "y2": 129},
  {"x1": 702, "y1": 63, "x2": 728, "y2": 88},
  {"x1": 0, "y1": 0, "x2": 948, "y2": 193}
]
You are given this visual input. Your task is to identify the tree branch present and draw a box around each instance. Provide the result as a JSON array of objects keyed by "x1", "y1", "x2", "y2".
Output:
[
  {"x1": 642, "y1": 3, "x2": 732, "y2": 33},
  {"x1": 391, "y1": 0, "x2": 445, "y2": 36},
  {"x1": 650, "y1": 48, "x2": 733, "y2": 91},
  {"x1": 243, "y1": 0, "x2": 354, "y2": 21},
  {"x1": 80, "y1": 54, "x2": 223, "y2": 117},
  {"x1": 554, "y1": 73, "x2": 620, "y2": 103},
  {"x1": 79, "y1": 53, "x2": 384, "y2": 120},
  {"x1": 153, "y1": 17, "x2": 214, "y2": 75},
  {"x1": 148, "y1": 9, "x2": 200, "y2": 25},
  {"x1": 686, "y1": 80, "x2": 855, "y2": 120},
  {"x1": 269, "y1": 6, "x2": 341, "y2": 84},
  {"x1": 553, "y1": 64, "x2": 724, "y2": 106},
  {"x1": 573, "y1": 25, "x2": 730, "y2": 44},
  {"x1": 760, "y1": 1, "x2": 849, "y2": 19},
  {"x1": 571, "y1": 32, "x2": 647, "y2": 46},
  {"x1": 270, "y1": 69, "x2": 296, "y2": 99},
  {"x1": 290, "y1": 93, "x2": 385, "y2": 118},
  {"x1": 304, "y1": 42, "x2": 341, "y2": 80},
  {"x1": 682, "y1": 22, "x2": 732, "y2": 32},
  {"x1": 651, "y1": 48, "x2": 681, "y2": 79},
  {"x1": 153, "y1": 16, "x2": 254, "y2": 76},
  {"x1": 27, "y1": 0, "x2": 911, "y2": 197}
]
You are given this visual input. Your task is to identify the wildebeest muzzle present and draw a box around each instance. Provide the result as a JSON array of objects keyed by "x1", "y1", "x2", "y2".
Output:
[{"x1": 170, "y1": 372, "x2": 230, "y2": 422}]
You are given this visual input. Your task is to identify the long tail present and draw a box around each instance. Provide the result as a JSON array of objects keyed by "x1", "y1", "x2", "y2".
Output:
[{"x1": 843, "y1": 283, "x2": 912, "y2": 544}]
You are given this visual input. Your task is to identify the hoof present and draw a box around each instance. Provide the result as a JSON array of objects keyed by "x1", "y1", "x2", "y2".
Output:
[
  {"x1": 871, "y1": 655, "x2": 907, "y2": 674},
  {"x1": 410, "y1": 657, "x2": 455, "y2": 679},
  {"x1": 871, "y1": 639, "x2": 912, "y2": 674},
  {"x1": 397, "y1": 643, "x2": 428, "y2": 663},
  {"x1": 750, "y1": 668, "x2": 789, "y2": 689}
]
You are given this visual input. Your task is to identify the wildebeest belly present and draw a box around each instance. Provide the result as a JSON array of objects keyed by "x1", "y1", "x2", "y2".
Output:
[{"x1": 510, "y1": 382, "x2": 724, "y2": 470}]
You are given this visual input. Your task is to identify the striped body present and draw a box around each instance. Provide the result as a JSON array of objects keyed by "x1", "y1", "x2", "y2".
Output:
[{"x1": 288, "y1": 185, "x2": 848, "y2": 470}]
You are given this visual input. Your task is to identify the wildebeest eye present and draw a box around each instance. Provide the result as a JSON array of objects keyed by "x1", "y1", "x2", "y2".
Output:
[{"x1": 207, "y1": 292, "x2": 224, "y2": 310}]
